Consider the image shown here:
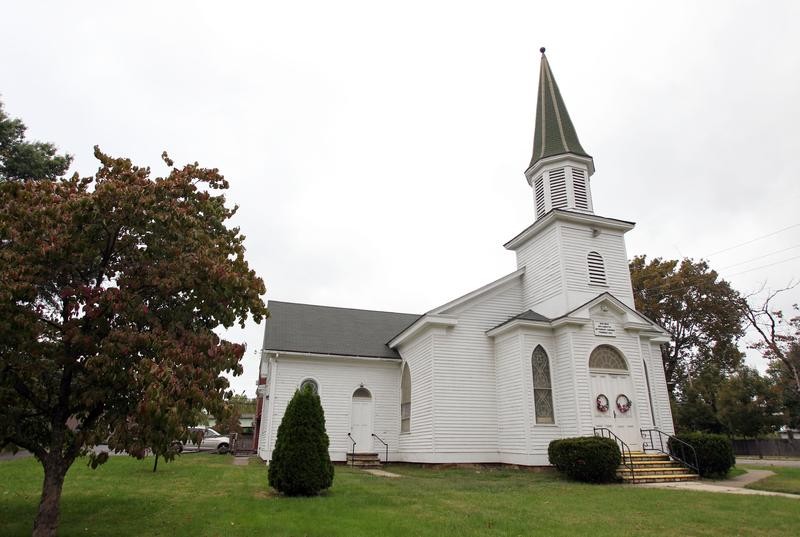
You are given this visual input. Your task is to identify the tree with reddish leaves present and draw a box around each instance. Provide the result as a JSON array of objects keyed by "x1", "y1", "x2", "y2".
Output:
[{"x1": 0, "y1": 148, "x2": 267, "y2": 537}]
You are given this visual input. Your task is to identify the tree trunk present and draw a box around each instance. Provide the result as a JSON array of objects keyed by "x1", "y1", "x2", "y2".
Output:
[
  {"x1": 153, "y1": 453, "x2": 159, "y2": 473},
  {"x1": 32, "y1": 459, "x2": 69, "y2": 537}
]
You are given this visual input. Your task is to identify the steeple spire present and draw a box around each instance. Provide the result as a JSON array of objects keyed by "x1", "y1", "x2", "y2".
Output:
[
  {"x1": 524, "y1": 49, "x2": 596, "y2": 219},
  {"x1": 528, "y1": 48, "x2": 591, "y2": 172}
]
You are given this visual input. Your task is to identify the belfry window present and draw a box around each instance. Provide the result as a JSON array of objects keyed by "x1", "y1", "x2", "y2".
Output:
[
  {"x1": 587, "y1": 251, "x2": 607, "y2": 286},
  {"x1": 531, "y1": 345, "x2": 554, "y2": 424}
]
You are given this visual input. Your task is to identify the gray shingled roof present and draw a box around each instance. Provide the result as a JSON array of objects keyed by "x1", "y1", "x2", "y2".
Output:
[
  {"x1": 263, "y1": 301, "x2": 421, "y2": 359},
  {"x1": 489, "y1": 309, "x2": 551, "y2": 332}
]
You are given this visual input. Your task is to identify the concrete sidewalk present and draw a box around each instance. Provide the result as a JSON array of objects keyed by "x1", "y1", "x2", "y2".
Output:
[
  {"x1": 737, "y1": 458, "x2": 800, "y2": 468},
  {"x1": 637, "y1": 468, "x2": 800, "y2": 499},
  {"x1": 638, "y1": 480, "x2": 800, "y2": 499}
]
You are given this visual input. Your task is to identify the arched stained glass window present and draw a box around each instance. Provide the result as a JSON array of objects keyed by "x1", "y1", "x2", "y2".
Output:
[
  {"x1": 589, "y1": 345, "x2": 627, "y2": 370},
  {"x1": 531, "y1": 345, "x2": 554, "y2": 424},
  {"x1": 300, "y1": 378, "x2": 319, "y2": 395},
  {"x1": 352, "y1": 387, "x2": 372, "y2": 399},
  {"x1": 400, "y1": 364, "x2": 411, "y2": 433}
]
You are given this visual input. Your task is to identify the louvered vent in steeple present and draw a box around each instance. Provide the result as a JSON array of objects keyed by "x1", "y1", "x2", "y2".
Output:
[
  {"x1": 534, "y1": 175, "x2": 545, "y2": 218},
  {"x1": 549, "y1": 168, "x2": 567, "y2": 209},
  {"x1": 573, "y1": 168, "x2": 588, "y2": 210},
  {"x1": 587, "y1": 251, "x2": 607, "y2": 285}
]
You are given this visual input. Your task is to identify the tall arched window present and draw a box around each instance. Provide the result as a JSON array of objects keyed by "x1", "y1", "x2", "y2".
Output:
[
  {"x1": 643, "y1": 360, "x2": 656, "y2": 425},
  {"x1": 400, "y1": 364, "x2": 411, "y2": 433},
  {"x1": 587, "y1": 251, "x2": 607, "y2": 286},
  {"x1": 589, "y1": 345, "x2": 627, "y2": 371},
  {"x1": 531, "y1": 345, "x2": 554, "y2": 424}
]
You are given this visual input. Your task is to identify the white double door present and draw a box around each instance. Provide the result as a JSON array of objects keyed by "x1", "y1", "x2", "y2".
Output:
[
  {"x1": 350, "y1": 398, "x2": 373, "y2": 453},
  {"x1": 590, "y1": 371, "x2": 640, "y2": 449}
]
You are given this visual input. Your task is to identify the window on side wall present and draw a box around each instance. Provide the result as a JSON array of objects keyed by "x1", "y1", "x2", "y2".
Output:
[
  {"x1": 401, "y1": 364, "x2": 411, "y2": 433},
  {"x1": 531, "y1": 345, "x2": 554, "y2": 424}
]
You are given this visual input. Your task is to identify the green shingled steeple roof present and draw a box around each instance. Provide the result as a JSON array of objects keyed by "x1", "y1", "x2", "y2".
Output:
[{"x1": 528, "y1": 48, "x2": 591, "y2": 171}]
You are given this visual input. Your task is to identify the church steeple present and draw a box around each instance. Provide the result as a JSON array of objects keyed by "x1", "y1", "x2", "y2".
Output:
[{"x1": 525, "y1": 48, "x2": 596, "y2": 219}]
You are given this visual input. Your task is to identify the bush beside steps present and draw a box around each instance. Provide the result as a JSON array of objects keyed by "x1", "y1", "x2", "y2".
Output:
[
  {"x1": 668, "y1": 432, "x2": 735, "y2": 478},
  {"x1": 548, "y1": 437, "x2": 621, "y2": 483}
]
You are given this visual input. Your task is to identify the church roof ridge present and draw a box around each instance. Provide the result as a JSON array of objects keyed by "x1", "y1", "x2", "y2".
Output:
[{"x1": 528, "y1": 48, "x2": 591, "y2": 172}]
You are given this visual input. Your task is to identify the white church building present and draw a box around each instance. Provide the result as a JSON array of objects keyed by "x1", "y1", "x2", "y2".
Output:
[{"x1": 254, "y1": 49, "x2": 675, "y2": 466}]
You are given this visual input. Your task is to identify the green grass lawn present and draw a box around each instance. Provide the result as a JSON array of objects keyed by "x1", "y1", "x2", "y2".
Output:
[
  {"x1": 1, "y1": 455, "x2": 799, "y2": 537},
  {"x1": 742, "y1": 465, "x2": 800, "y2": 495}
]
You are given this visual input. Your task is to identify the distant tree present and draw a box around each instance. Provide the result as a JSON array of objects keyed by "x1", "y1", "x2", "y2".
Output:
[
  {"x1": 741, "y1": 286, "x2": 800, "y2": 394},
  {"x1": 767, "y1": 358, "x2": 800, "y2": 433},
  {"x1": 0, "y1": 148, "x2": 267, "y2": 536},
  {"x1": 213, "y1": 400, "x2": 243, "y2": 436},
  {"x1": 630, "y1": 256, "x2": 745, "y2": 396},
  {"x1": 717, "y1": 366, "x2": 780, "y2": 438},
  {"x1": 673, "y1": 363, "x2": 727, "y2": 434},
  {"x1": 0, "y1": 99, "x2": 71, "y2": 182},
  {"x1": 268, "y1": 386, "x2": 334, "y2": 496}
]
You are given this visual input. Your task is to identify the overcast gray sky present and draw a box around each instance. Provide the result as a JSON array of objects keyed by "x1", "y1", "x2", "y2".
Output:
[{"x1": 3, "y1": 1, "x2": 798, "y2": 395}]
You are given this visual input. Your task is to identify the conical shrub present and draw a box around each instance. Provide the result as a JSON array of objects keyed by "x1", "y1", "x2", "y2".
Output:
[{"x1": 268, "y1": 386, "x2": 334, "y2": 496}]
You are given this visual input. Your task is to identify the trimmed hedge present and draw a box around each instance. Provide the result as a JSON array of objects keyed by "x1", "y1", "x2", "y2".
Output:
[
  {"x1": 669, "y1": 432, "x2": 735, "y2": 477},
  {"x1": 548, "y1": 437, "x2": 621, "y2": 483},
  {"x1": 268, "y1": 386, "x2": 334, "y2": 496}
]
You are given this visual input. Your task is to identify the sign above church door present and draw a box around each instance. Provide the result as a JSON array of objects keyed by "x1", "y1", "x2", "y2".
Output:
[{"x1": 593, "y1": 320, "x2": 616, "y2": 337}]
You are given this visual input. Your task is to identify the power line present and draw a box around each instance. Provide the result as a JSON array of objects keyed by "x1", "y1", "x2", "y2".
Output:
[
  {"x1": 726, "y1": 255, "x2": 800, "y2": 277},
  {"x1": 706, "y1": 223, "x2": 800, "y2": 257},
  {"x1": 719, "y1": 244, "x2": 800, "y2": 270}
]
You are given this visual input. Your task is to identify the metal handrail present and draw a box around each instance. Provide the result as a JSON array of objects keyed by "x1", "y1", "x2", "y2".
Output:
[
  {"x1": 346, "y1": 433, "x2": 356, "y2": 466},
  {"x1": 640, "y1": 428, "x2": 699, "y2": 474},
  {"x1": 594, "y1": 427, "x2": 636, "y2": 483},
  {"x1": 372, "y1": 433, "x2": 388, "y2": 463}
]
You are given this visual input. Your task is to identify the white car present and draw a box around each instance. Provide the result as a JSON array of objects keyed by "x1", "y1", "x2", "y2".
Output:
[{"x1": 172, "y1": 427, "x2": 231, "y2": 454}]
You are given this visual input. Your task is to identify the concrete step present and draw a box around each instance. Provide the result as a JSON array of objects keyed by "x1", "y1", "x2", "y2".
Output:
[
  {"x1": 619, "y1": 466, "x2": 691, "y2": 476},
  {"x1": 625, "y1": 453, "x2": 672, "y2": 463},
  {"x1": 621, "y1": 473, "x2": 698, "y2": 483},
  {"x1": 347, "y1": 453, "x2": 381, "y2": 468}
]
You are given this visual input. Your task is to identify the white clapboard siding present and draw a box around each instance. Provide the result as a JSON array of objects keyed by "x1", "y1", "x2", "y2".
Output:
[
  {"x1": 520, "y1": 332, "x2": 562, "y2": 458},
  {"x1": 397, "y1": 332, "x2": 434, "y2": 454},
  {"x1": 515, "y1": 225, "x2": 564, "y2": 314},
  {"x1": 566, "y1": 312, "x2": 649, "y2": 439},
  {"x1": 265, "y1": 356, "x2": 400, "y2": 461},
  {"x1": 432, "y1": 283, "x2": 523, "y2": 454},
  {"x1": 257, "y1": 396, "x2": 270, "y2": 459},
  {"x1": 495, "y1": 333, "x2": 526, "y2": 453},
  {"x1": 648, "y1": 340, "x2": 675, "y2": 434},
  {"x1": 559, "y1": 223, "x2": 635, "y2": 310}
]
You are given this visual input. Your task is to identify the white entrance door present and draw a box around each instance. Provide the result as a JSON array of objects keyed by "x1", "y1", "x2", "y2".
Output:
[
  {"x1": 590, "y1": 372, "x2": 640, "y2": 449},
  {"x1": 350, "y1": 388, "x2": 373, "y2": 453}
]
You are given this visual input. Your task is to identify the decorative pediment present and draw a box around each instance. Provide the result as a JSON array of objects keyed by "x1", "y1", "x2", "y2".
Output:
[{"x1": 566, "y1": 293, "x2": 669, "y2": 341}]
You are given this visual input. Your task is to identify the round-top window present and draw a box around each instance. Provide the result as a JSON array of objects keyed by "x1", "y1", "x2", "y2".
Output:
[{"x1": 300, "y1": 378, "x2": 319, "y2": 395}]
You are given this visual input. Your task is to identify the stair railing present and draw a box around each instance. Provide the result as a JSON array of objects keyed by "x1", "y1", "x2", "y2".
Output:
[
  {"x1": 593, "y1": 427, "x2": 636, "y2": 483},
  {"x1": 371, "y1": 433, "x2": 388, "y2": 463},
  {"x1": 347, "y1": 433, "x2": 356, "y2": 466},
  {"x1": 640, "y1": 428, "x2": 699, "y2": 474}
]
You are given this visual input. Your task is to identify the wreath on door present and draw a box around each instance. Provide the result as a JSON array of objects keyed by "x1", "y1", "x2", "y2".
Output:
[
  {"x1": 616, "y1": 394, "x2": 632, "y2": 413},
  {"x1": 596, "y1": 394, "x2": 609, "y2": 413}
]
